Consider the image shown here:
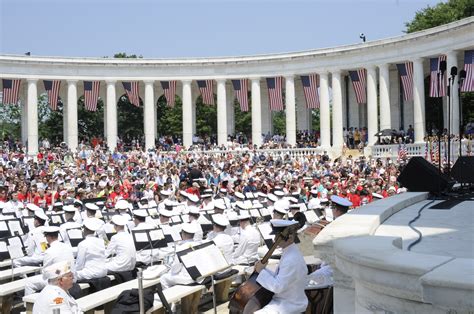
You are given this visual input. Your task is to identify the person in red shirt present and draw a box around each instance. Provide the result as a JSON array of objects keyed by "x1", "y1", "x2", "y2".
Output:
[
  {"x1": 0, "y1": 188, "x2": 7, "y2": 202},
  {"x1": 185, "y1": 182, "x2": 201, "y2": 197}
]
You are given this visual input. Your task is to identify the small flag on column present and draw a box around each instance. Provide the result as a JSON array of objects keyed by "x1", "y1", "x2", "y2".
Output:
[
  {"x1": 43, "y1": 80, "x2": 61, "y2": 111},
  {"x1": 429, "y1": 55, "x2": 447, "y2": 97},
  {"x1": 161, "y1": 81, "x2": 177, "y2": 107},
  {"x1": 266, "y1": 77, "x2": 284, "y2": 111},
  {"x1": 2, "y1": 79, "x2": 21, "y2": 105},
  {"x1": 461, "y1": 50, "x2": 474, "y2": 92},
  {"x1": 300, "y1": 74, "x2": 320, "y2": 109},
  {"x1": 231, "y1": 79, "x2": 249, "y2": 112},
  {"x1": 197, "y1": 80, "x2": 215, "y2": 105},
  {"x1": 83, "y1": 81, "x2": 100, "y2": 112},
  {"x1": 397, "y1": 143, "x2": 407, "y2": 161},
  {"x1": 122, "y1": 82, "x2": 140, "y2": 107},
  {"x1": 396, "y1": 62, "x2": 413, "y2": 102},
  {"x1": 348, "y1": 69, "x2": 367, "y2": 104}
]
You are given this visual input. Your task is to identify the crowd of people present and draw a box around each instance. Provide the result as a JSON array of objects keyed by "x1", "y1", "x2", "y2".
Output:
[{"x1": 0, "y1": 140, "x2": 408, "y2": 313}]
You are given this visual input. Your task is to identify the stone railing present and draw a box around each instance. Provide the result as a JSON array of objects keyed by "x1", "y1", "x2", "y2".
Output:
[{"x1": 165, "y1": 147, "x2": 324, "y2": 158}]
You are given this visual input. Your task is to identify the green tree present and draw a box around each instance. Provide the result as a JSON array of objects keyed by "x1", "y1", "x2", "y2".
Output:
[
  {"x1": 234, "y1": 99, "x2": 252, "y2": 137},
  {"x1": 0, "y1": 101, "x2": 22, "y2": 140},
  {"x1": 156, "y1": 96, "x2": 183, "y2": 136}
]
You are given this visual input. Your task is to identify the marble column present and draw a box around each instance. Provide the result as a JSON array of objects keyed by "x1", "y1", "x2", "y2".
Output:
[
  {"x1": 105, "y1": 80, "x2": 117, "y2": 151},
  {"x1": 285, "y1": 75, "x2": 296, "y2": 146},
  {"x1": 319, "y1": 72, "x2": 331, "y2": 148},
  {"x1": 144, "y1": 80, "x2": 155, "y2": 150},
  {"x1": 367, "y1": 66, "x2": 378, "y2": 146},
  {"x1": 66, "y1": 80, "x2": 78, "y2": 152},
  {"x1": 217, "y1": 79, "x2": 228, "y2": 146},
  {"x1": 332, "y1": 71, "x2": 344, "y2": 149},
  {"x1": 62, "y1": 100, "x2": 68, "y2": 143},
  {"x1": 446, "y1": 51, "x2": 460, "y2": 135},
  {"x1": 379, "y1": 63, "x2": 392, "y2": 130},
  {"x1": 413, "y1": 58, "x2": 426, "y2": 143},
  {"x1": 21, "y1": 96, "x2": 28, "y2": 146},
  {"x1": 182, "y1": 80, "x2": 193, "y2": 147},
  {"x1": 251, "y1": 78, "x2": 262, "y2": 147},
  {"x1": 226, "y1": 83, "x2": 235, "y2": 137},
  {"x1": 26, "y1": 79, "x2": 38, "y2": 156}
]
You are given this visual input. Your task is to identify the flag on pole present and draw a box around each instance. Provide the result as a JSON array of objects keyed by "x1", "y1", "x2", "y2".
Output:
[
  {"x1": 424, "y1": 141, "x2": 430, "y2": 161},
  {"x1": 2, "y1": 79, "x2": 21, "y2": 105},
  {"x1": 43, "y1": 80, "x2": 61, "y2": 111},
  {"x1": 397, "y1": 143, "x2": 407, "y2": 161},
  {"x1": 231, "y1": 79, "x2": 249, "y2": 112},
  {"x1": 396, "y1": 62, "x2": 413, "y2": 102},
  {"x1": 83, "y1": 81, "x2": 100, "y2": 112},
  {"x1": 429, "y1": 55, "x2": 447, "y2": 97},
  {"x1": 197, "y1": 80, "x2": 215, "y2": 105},
  {"x1": 266, "y1": 77, "x2": 284, "y2": 111},
  {"x1": 160, "y1": 81, "x2": 177, "y2": 107},
  {"x1": 122, "y1": 82, "x2": 140, "y2": 107},
  {"x1": 348, "y1": 69, "x2": 367, "y2": 104},
  {"x1": 461, "y1": 50, "x2": 474, "y2": 92},
  {"x1": 300, "y1": 74, "x2": 320, "y2": 109}
]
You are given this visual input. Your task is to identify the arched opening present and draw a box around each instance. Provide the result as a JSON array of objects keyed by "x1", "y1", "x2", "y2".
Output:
[
  {"x1": 234, "y1": 96, "x2": 251, "y2": 144},
  {"x1": 38, "y1": 93, "x2": 64, "y2": 146},
  {"x1": 77, "y1": 95, "x2": 104, "y2": 147},
  {"x1": 117, "y1": 93, "x2": 144, "y2": 148},
  {"x1": 195, "y1": 95, "x2": 217, "y2": 144},
  {"x1": 156, "y1": 94, "x2": 183, "y2": 147}
]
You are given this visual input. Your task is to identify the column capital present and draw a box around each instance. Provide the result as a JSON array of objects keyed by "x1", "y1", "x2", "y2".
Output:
[
  {"x1": 105, "y1": 79, "x2": 117, "y2": 85},
  {"x1": 181, "y1": 79, "x2": 192, "y2": 85},
  {"x1": 445, "y1": 50, "x2": 459, "y2": 58},
  {"x1": 366, "y1": 64, "x2": 377, "y2": 71},
  {"x1": 143, "y1": 79, "x2": 155, "y2": 85},
  {"x1": 216, "y1": 78, "x2": 227, "y2": 85},
  {"x1": 67, "y1": 79, "x2": 78, "y2": 85},
  {"x1": 413, "y1": 57, "x2": 424, "y2": 64},
  {"x1": 331, "y1": 70, "x2": 342, "y2": 76},
  {"x1": 26, "y1": 78, "x2": 38, "y2": 83},
  {"x1": 377, "y1": 63, "x2": 390, "y2": 70},
  {"x1": 319, "y1": 72, "x2": 329, "y2": 79},
  {"x1": 250, "y1": 77, "x2": 261, "y2": 82},
  {"x1": 284, "y1": 74, "x2": 294, "y2": 80}
]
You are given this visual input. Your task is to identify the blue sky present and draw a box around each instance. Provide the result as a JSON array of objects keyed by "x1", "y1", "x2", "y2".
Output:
[{"x1": 0, "y1": 0, "x2": 442, "y2": 58}]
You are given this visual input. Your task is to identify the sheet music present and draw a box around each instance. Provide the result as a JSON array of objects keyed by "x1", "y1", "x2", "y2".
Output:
[
  {"x1": 149, "y1": 229, "x2": 165, "y2": 241},
  {"x1": 51, "y1": 215, "x2": 63, "y2": 224},
  {"x1": 134, "y1": 232, "x2": 149, "y2": 242},
  {"x1": 67, "y1": 229, "x2": 83, "y2": 239},
  {"x1": 0, "y1": 241, "x2": 7, "y2": 252},
  {"x1": 258, "y1": 223, "x2": 274, "y2": 240},
  {"x1": 171, "y1": 216, "x2": 181, "y2": 223},
  {"x1": 8, "y1": 245, "x2": 24, "y2": 259},
  {"x1": 181, "y1": 243, "x2": 229, "y2": 278},
  {"x1": 181, "y1": 215, "x2": 189, "y2": 223},
  {"x1": 260, "y1": 208, "x2": 271, "y2": 216},
  {"x1": 250, "y1": 209, "x2": 260, "y2": 217},
  {"x1": 8, "y1": 221, "x2": 23, "y2": 236},
  {"x1": 161, "y1": 225, "x2": 181, "y2": 241},
  {"x1": 148, "y1": 208, "x2": 159, "y2": 217},
  {"x1": 102, "y1": 224, "x2": 116, "y2": 234},
  {"x1": 304, "y1": 211, "x2": 320, "y2": 224},
  {"x1": 0, "y1": 221, "x2": 8, "y2": 231}
]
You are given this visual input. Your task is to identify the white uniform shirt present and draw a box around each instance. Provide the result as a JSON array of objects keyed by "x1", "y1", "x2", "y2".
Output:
[
  {"x1": 232, "y1": 224, "x2": 260, "y2": 265},
  {"x1": 75, "y1": 235, "x2": 107, "y2": 280},
  {"x1": 44, "y1": 240, "x2": 75, "y2": 271},
  {"x1": 3, "y1": 200, "x2": 24, "y2": 218},
  {"x1": 209, "y1": 232, "x2": 234, "y2": 263},
  {"x1": 33, "y1": 284, "x2": 82, "y2": 314},
  {"x1": 13, "y1": 225, "x2": 46, "y2": 267},
  {"x1": 256, "y1": 243, "x2": 308, "y2": 313},
  {"x1": 105, "y1": 231, "x2": 136, "y2": 272}
]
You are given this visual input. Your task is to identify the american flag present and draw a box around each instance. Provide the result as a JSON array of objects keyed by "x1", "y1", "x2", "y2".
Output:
[
  {"x1": 2, "y1": 79, "x2": 21, "y2": 105},
  {"x1": 43, "y1": 80, "x2": 61, "y2": 111},
  {"x1": 429, "y1": 55, "x2": 446, "y2": 97},
  {"x1": 424, "y1": 141, "x2": 430, "y2": 161},
  {"x1": 197, "y1": 80, "x2": 215, "y2": 105},
  {"x1": 398, "y1": 143, "x2": 407, "y2": 161},
  {"x1": 231, "y1": 79, "x2": 249, "y2": 112},
  {"x1": 122, "y1": 82, "x2": 140, "y2": 107},
  {"x1": 396, "y1": 62, "x2": 413, "y2": 102},
  {"x1": 266, "y1": 77, "x2": 284, "y2": 111},
  {"x1": 348, "y1": 69, "x2": 367, "y2": 104},
  {"x1": 300, "y1": 74, "x2": 320, "y2": 109},
  {"x1": 83, "y1": 81, "x2": 100, "y2": 111},
  {"x1": 461, "y1": 50, "x2": 474, "y2": 92},
  {"x1": 161, "y1": 81, "x2": 177, "y2": 107}
]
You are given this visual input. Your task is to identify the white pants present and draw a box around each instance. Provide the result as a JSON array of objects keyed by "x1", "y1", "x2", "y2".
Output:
[{"x1": 25, "y1": 274, "x2": 46, "y2": 295}]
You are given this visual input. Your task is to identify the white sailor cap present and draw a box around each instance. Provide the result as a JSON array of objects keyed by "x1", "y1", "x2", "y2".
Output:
[
  {"x1": 63, "y1": 205, "x2": 76, "y2": 213},
  {"x1": 43, "y1": 260, "x2": 72, "y2": 281},
  {"x1": 269, "y1": 219, "x2": 298, "y2": 235},
  {"x1": 267, "y1": 194, "x2": 278, "y2": 203},
  {"x1": 26, "y1": 203, "x2": 41, "y2": 212},
  {"x1": 160, "y1": 190, "x2": 173, "y2": 197},
  {"x1": 273, "y1": 202, "x2": 288, "y2": 215},
  {"x1": 274, "y1": 190, "x2": 285, "y2": 197},
  {"x1": 85, "y1": 203, "x2": 100, "y2": 212},
  {"x1": 219, "y1": 188, "x2": 227, "y2": 194},
  {"x1": 42, "y1": 226, "x2": 60, "y2": 234},
  {"x1": 133, "y1": 209, "x2": 148, "y2": 219},
  {"x1": 256, "y1": 192, "x2": 267, "y2": 198},
  {"x1": 201, "y1": 194, "x2": 212, "y2": 199},
  {"x1": 83, "y1": 218, "x2": 104, "y2": 232},
  {"x1": 34, "y1": 210, "x2": 49, "y2": 222},
  {"x1": 188, "y1": 206, "x2": 201, "y2": 215},
  {"x1": 252, "y1": 203, "x2": 263, "y2": 209},
  {"x1": 234, "y1": 192, "x2": 245, "y2": 200},
  {"x1": 310, "y1": 189, "x2": 319, "y2": 196},
  {"x1": 214, "y1": 202, "x2": 226, "y2": 211},
  {"x1": 187, "y1": 194, "x2": 199, "y2": 203},
  {"x1": 238, "y1": 212, "x2": 251, "y2": 220},
  {"x1": 115, "y1": 199, "x2": 129, "y2": 210},
  {"x1": 212, "y1": 214, "x2": 229, "y2": 227},
  {"x1": 111, "y1": 215, "x2": 129, "y2": 226},
  {"x1": 159, "y1": 208, "x2": 174, "y2": 218},
  {"x1": 372, "y1": 193, "x2": 384, "y2": 199},
  {"x1": 287, "y1": 197, "x2": 298, "y2": 204},
  {"x1": 179, "y1": 191, "x2": 189, "y2": 198},
  {"x1": 181, "y1": 222, "x2": 199, "y2": 234},
  {"x1": 330, "y1": 195, "x2": 353, "y2": 208}
]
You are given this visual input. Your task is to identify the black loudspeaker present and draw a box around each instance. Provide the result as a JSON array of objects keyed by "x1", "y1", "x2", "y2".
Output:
[
  {"x1": 451, "y1": 156, "x2": 474, "y2": 184},
  {"x1": 397, "y1": 157, "x2": 453, "y2": 193}
]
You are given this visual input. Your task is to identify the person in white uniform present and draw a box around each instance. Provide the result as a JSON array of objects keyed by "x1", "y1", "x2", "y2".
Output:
[
  {"x1": 252, "y1": 219, "x2": 308, "y2": 314},
  {"x1": 33, "y1": 260, "x2": 82, "y2": 314},
  {"x1": 132, "y1": 210, "x2": 161, "y2": 265},
  {"x1": 105, "y1": 215, "x2": 136, "y2": 273},
  {"x1": 25, "y1": 226, "x2": 75, "y2": 295},
  {"x1": 160, "y1": 223, "x2": 201, "y2": 289},
  {"x1": 207, "y1": 214, "x2": 234, "y2": 263},
  {"x1": 75, "y1": 218, "x2": 107, "y2": 281},
  {"x1": 60, "y1": 205, "x2": 82, "y2": 247},
  {"x1": 13, "y1": 210, "x2": 49, "y2": 267},
  {"x1": 232, "y1": 212, "x2": 261, "y2": 265}
]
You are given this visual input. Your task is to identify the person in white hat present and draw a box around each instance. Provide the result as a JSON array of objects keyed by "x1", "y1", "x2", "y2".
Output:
[
  {"x1": 132, "y1": 210, "x2": 160, "y2": 265},
  {"x1": 253, "y1": 219, "x2": 308, "y2": 314},
  {"x1": 105, "y1": 215, "x2": 136, "y2": 273},
  {"x1": 24, "y1": 226, "x2": 75, "y2": 295},
  {"x1": 13, "y1": 209, "x2": 49, "y2": 267},
  {"x1": 75, "y1": 218, "x2": 107, "y2": 281},
  {"x1": 160, "y1": 222, "x2": 201, "y2": 290},
  {"x1": 32, "y1": 261, "x2": 81, "y2": 314},
  {"x1": 231, "y1": 212, "x2": 260, "y2": 265},
  {"x1": 207, "y1": 214, "x2": 233, "y2": 263},
  {"x1": 59, "y1": 205, "x2": 82, "y2": 247},
  {"x1": 81, "y1": 203, "x2": 101, "y2": 221},
  {"x1": 187, "y1": 206, "x2": 204, "y2": 241}
]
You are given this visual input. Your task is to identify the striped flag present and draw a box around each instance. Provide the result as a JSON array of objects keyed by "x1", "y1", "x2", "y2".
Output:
[
  {"x1": 431, "y1": 141, "x2": 439, "y2": 163},
  {"x1": 398, "y1": 143, "x2": 407, "y2": 161},
  {"x1": 231, "y1": 79, "x2": 249, "y2": 112},
  {"x1": 43, "y1": 80, "x2": 61, "y2": 111},
  {"x1": 348, "y1": 69, "x2": 367, "y2": 104},
  {"x1": 429, "y1": 55, "x2": 446, "y2": 97},
  {"x1": 266, "y1": 77, "x2": 284, "y2": 111},
  {"x1": 122, "y1": 82, "x2": 140, "y2": 107},
  {"x1": 396, "y1": 62, "x2": 413, "y2": 102},
  {"x1": 300, "y1": 74, "x2": 320, "y2": 109},
  {"x1": 424, "y1": 141, "x2": 430, "y2": 161},
  {"x1": 197, "y1": 80, "x2": 215, "y2": 105},
  {"x1": 461, "y1": 50, "x2": 474, "y2": 92},
  {"x1": 160, "y1": 81, "x2": 177, "y2": 107},
  {"x1": 2, "y1": 79, "x2": 21, "y2": 105},
  {"x1": 83, "y1": 81, "x2": 100, "y2": 111}
]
